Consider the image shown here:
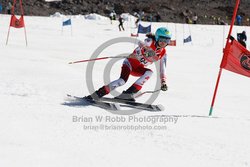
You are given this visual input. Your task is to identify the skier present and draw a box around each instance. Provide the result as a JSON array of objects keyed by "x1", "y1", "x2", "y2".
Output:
[
  {"x1": 237, "y1": 31, "x2": 247, "y2": 48},
  {"x1": 87, "y1": 27, "x2": 171, "y2": 101}
]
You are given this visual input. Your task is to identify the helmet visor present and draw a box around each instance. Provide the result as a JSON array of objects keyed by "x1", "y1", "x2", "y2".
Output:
[{"x1": 158, "y1": 37, "x2": 171, "y2": 44}]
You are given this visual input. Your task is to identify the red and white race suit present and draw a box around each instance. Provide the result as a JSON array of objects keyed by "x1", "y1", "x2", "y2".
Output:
[{"x1": 105, "y1": 38, "x2": 168, "y2": 94}]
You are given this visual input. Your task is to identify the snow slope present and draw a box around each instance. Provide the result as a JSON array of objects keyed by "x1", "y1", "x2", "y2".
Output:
[{"x1": 0, "y1": 14, "x2": 250, "y2": 167}]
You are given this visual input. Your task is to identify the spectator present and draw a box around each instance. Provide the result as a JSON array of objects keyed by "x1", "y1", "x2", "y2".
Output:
[
  {"x1": 192, "y1": 13, "x2": 198, "y2": 24},
  {"x1": 109, "y1": 11, "x2": 114, "y2": 24},
  {"x1": 183, "y1": 9, "x2": 192, "y2": 24},
  {"x1": 237, "y1": 31, "x2": 247, "y2": 48},
  {"x1": 6, "y1": 2, "x2": 12, "y2": 14},
  {"x1": 155, "y1": 12, "x2": 161, "y2": 22},
  {"x1": 134, "y1": 12, "x2": 140, "y2": 28},
  {"x1": 109, "y1": 10, "x2": 116, "y2": 24},
  {"x1": 139, "y1": 11, "x2": 145, "y2": 21},
  {"x1": 118, "y1": 15, "x2": 125, "y2": 31},
  {"x1": 0, "y1": 4, "x2": 3, "y2": 13},
  {"x1": 236, "y1": 15, "x2": 242, "y2": 25}
]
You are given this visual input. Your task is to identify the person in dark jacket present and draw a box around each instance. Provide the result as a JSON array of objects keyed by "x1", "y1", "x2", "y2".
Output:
[
  {"x1": 237, "y1": 31, "x2": 247, "y2": 48},
  {"x1": 6, "y1": 2, "x2": 12, "y2": 14},
  {"x1": 155, "y1": 12, "x2": 161, "y2": 22},
  {"x1": 118, "y1": 15, "x2": 125, "y2": 31}
]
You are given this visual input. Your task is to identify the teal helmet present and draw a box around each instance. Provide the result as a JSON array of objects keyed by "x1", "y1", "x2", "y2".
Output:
[{"x1": 155, "y1": 27, "x2": 172, "y2": 41}]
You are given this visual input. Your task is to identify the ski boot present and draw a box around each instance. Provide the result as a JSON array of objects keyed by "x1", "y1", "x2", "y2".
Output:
[
  {"x1": 115, "y1": 91, "x2": 135, "y2": 101},
  {"x1": 115, "y1": 85, "x2": 139, "y2": 102},
  {"x1": 85, "y1": 86, "x2": 110, "y2": 101}
]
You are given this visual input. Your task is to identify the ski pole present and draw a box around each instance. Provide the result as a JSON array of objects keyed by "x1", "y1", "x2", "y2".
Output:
[
  {"x1": 68, "y1": 56, "x2": 127, "y2": 64},
  {"x1": 135, "y1": 89, "x2": 161, "y2": 98}
]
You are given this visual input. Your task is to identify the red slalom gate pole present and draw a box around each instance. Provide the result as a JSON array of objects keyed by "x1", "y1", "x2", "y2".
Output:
[{"x1": 209, "y1": 0, "x2": 241, "y2": 116}]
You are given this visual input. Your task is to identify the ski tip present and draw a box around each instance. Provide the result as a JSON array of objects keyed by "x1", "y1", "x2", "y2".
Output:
[{"x1": 157, "y1": 104, "x2": 165, "y2": 111}]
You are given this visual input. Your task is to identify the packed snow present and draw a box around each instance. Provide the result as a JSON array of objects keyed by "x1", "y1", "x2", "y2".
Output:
[{"x1": 0, "y1": 13, "x2": 250, "y2": 167}]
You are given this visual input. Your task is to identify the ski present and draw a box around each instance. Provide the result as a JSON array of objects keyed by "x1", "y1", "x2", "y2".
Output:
[
  {"x1": 100, "y1": 97, "x2": 164, "y2": 112},
  {"x1": 66, "y1": 94, "x2": 120, "y2": 111},
  {"x1": 88, "y1": 98, "x2": 120, "y2": 111},
  {"x1": 66, "y1": 95, "x2": 164, "y2": 112}
]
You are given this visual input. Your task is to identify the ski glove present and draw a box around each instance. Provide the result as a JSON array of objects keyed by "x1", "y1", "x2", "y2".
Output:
[{"x1": 161, "y1": 81, "x2": 168, "y2": 91}]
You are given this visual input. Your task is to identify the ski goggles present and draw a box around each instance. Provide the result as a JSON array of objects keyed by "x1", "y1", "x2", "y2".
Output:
[{"x1": 158, "y1": 37, "x2": 171, "y2": 44}]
